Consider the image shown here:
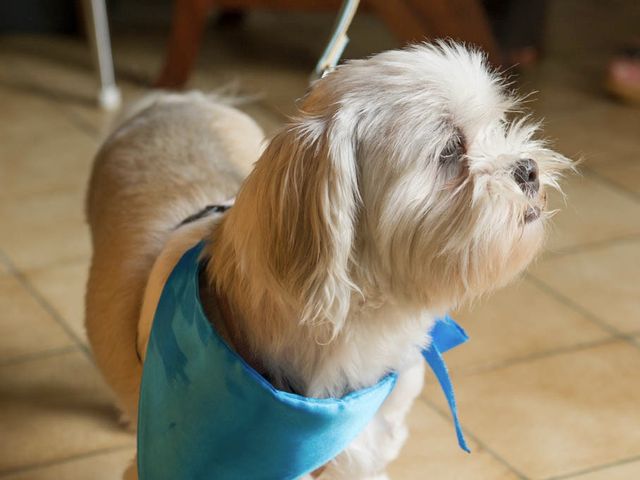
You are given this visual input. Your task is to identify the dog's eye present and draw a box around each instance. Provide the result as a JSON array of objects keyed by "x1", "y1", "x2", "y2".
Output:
[{"x1": 439, "y1": 131, "x2": 465, "y2": 165}]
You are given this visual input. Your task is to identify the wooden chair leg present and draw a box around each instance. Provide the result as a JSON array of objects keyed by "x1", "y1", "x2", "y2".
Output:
[
  {"x1": 155, "y1": 0, "x2": 216, "y2": 89},
  {"x1": 155, "y1": 0, "x2": 501, "y2": 89}
]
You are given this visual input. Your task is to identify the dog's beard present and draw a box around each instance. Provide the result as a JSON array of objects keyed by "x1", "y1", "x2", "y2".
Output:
[
  {"x1": 366, "y1": 183, "x2": 547, "y2": 312},
  {"x1": 355, "y1": 183, "x2": 545, "y2": 313}
]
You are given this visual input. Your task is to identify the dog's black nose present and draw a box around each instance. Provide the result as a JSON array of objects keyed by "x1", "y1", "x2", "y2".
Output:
[{"x1": 514, "y1": 158, "x2": 539, "y2": 194}]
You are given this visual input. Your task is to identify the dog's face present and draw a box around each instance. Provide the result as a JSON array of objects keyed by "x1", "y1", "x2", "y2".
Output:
[
  {"x1": 322, "y1": 44, "x2": 573, "y2": 311},
  {"x1": 229, "y1": 43, "x2": 572, "y2": 330}
]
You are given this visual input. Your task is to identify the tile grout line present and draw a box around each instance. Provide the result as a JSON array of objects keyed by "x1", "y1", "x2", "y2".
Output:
[
  {"x1": 441, "y1": 274, "x2": 639, "y2": 378},
  {"x1": 525, "y1": 273, "x2": 640, "y2": 354},
  {"x1": 581, "y1": 166, "x2": 640, "y2": 203},
  {"x1": 447, "y1": 335, "x2": 625, "y2": 378},
  {"x1": 0, "y1": 444, "x2": 134, "y2": 478},
  {"x1": 542, "y1": 234, "x2": 640, "y2": 260},
  {"x1": 421, "y1": 270, "x2": 639, "y2": 478},
  {"x1": 0, "y1": 248, "x2": 92, "y2": 360},
  {"x1": 0, "y1": 345, "x2": 79, "y2": 369},
  {"x1": 11, "y1": 53, "x2": 103, "y2": 141},
  {"x1": 26, "y1": 252, "x2": 91, "y2": 274},
  {"x1": 418, "y1": 396, "x2": 530, "y2": 480},
  {"x1": 525, "y1": 274, "x2": 623, "y2": 337},
  {"x1": 5, "y1": 47, "x2": 635, "y2": 480},
  {"x1": 542, "y1": 454, "x2": 640, "y2": 480},
  {"x1": 59, "y1": 108, "x2": 101, "y2": 139}
]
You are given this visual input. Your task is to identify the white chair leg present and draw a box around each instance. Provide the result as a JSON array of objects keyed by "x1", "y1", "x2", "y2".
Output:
[
  {"x1": 82, "y1": 0, "x2": 122, "y2": 110},
  {"x1": 312, "y1": 0, "x2": 361, "y2": 81}
]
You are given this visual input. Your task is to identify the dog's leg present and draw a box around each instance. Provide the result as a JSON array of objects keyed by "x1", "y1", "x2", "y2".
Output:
[{"x1": 319, "y1": 356, "x2": 425, "y2": 479}]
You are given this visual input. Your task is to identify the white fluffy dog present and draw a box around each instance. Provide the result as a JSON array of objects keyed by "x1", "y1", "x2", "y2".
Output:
[{"x1": 86, "y1": 43, "x2": 571, "y2": 479}]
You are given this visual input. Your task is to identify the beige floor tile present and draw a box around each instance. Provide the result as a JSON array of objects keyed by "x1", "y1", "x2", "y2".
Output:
[
  {"x1": 0, "y1": 42, "x2": 98, "y2": 139},
  {"x1": 0, "y1": 7, "x2": 638, "y2": 479},
  {"x1": 520, "y1": 64, "x2": 599, "y2": 122},
  {"x1": 0, "y1": 350, "x2": 134, "y2": 473},
  {"x1": 26, "y1": 259, "x2": 90, "y2": 344},
  {"x1": 0, "y1": 86, "x2": 58, "y2": 137},
  {"x1": 0, "y1": 52, "x2": 94, "y2": 270},
  {"x1": 531, "y1": 240, "x2": 640, "y2": 333},
  {"x1": 543, "y1": 103, "x2": 640, "y2": 169},
  {"x1": 0, "y1": 447, "x2": 135, "y2": 480},
  {"x1": 445, "y1": 278, "x2": 610, "y2": 374},
  {"x1": 59, "y1": 81, "x2": 145, "y2": 139},
  {"x1": 565, "y1": 459, "x2": 640, "y2": 480},
  {"x1": 587, "y1": 159, "x2": 640, "y2": 197},
  {"x1": 0, "y1": 35, "x2": 127, "y2": 131},
  {"x1": 424, "y1": 341, "x2": 640, "y2": 479},
  {"x1": 389, "y1": 400, "x2": 518, "y2": 480},
  {"x1": 571, "y1": 103, "x2": 640, "y2": 164},
  {"x1": 0, "y1": 34, "x2": 285, "y2": 145},
  {"x1": 0, "y1": 93, "x2": 97, "y2": 200},
  {"x1": 191, "y1": 12, "x2": 396, "y2": 117},
  {"x1": 543, "y1": 173, "x2": 640, "y2": 253},
  {"x1": 0, "y1": 273, "x2": 74, "y2": 363},
  {"x1": 236, "y1": 101, "x2": 285, "y2": 139},
  {"x1": 0, "y1": 188, "x2": 90, "y2": 271},
  {"x1": 0, "y1": 35, "x2": 150, "y2": 139},
  {"x1": 0, "y1": 258, "x2": 8, "y2": 275}
]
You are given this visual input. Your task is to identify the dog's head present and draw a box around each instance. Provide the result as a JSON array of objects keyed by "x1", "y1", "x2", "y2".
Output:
[{"x1": 225, "y1": 43, "x2": 572, "y2": 334}]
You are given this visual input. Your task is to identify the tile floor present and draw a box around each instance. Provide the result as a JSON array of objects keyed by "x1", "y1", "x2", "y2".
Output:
[{"x1": 0, "y1": 1, "x2": 638, "y2": 479}]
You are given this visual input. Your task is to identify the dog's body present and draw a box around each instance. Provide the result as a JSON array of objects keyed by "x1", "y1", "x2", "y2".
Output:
[
  {"x1": 86, "y1": 44, "x2": 571, "y2": 479},
  {"x1": 86, "y1": 93, "x2": 263, "y2": 420}
]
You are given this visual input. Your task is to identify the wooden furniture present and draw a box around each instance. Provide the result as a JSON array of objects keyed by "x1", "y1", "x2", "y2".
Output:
[{"x1": 155, "y1": 0, "x2": 500, "y2": 89}]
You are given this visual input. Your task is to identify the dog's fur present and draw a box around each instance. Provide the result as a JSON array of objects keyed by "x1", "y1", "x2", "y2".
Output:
[{"x1": 86, "y1": 43, "x2": 572, "y2": 479}]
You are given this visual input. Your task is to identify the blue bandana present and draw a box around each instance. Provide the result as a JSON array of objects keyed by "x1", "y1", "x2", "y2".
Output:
[{"x1": 138, "y1": 243, "x2": 468, "y2": 479}]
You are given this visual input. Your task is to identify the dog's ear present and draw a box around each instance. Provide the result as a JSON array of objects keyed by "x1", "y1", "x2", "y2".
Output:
[{"x1": 238, "y1": 113, "x2": 359, "y2": 335}]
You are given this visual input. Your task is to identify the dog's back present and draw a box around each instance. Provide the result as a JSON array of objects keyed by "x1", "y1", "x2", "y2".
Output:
[{"x1": 85, "y1": 92, "x2": 264, "y2": 420}]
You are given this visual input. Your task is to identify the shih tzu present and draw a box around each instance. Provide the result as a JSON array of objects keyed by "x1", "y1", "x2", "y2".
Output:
[{"x1": 85, "y1": 43, "x2": 572, "y2": 479}]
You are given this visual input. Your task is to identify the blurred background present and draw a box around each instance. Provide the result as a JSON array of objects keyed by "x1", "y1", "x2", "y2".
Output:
[{"x1": 0, "y1": 1, "x2": 638, "y2": 479}]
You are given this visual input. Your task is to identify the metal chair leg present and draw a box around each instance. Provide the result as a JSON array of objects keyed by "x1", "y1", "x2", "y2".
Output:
[
  {"x1": 83, "y1": 0, "x2": 122, "y2": 110},
  {"x1": 312, "y1": 0, "x2": 361, "y2": 80}
]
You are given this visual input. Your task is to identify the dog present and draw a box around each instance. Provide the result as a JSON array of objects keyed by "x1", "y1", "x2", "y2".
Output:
[{"x1": 85, "y1": 42, "x2": 572, "y2": 479}]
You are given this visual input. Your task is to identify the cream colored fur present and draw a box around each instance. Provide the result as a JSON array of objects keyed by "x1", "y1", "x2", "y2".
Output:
[
  {"x1": 86, "y1": 92, "x2": 262, "y2": 421},
  {"x1": 86, "y1": 44, "x2": 572, "y2": 480}
]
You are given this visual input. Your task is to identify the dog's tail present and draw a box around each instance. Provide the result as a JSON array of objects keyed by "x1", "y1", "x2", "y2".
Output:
[
  {"x1": 105, "y1": 86, "x2": 258, "y2": 139},
  {"x1": 112, "y1": 90, "x2": 170, "y2": 126}
]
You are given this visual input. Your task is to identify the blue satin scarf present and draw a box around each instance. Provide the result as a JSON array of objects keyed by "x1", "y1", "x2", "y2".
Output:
[{"x1": 138, "y1": 243, "x2": 468, "y2": 480}]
